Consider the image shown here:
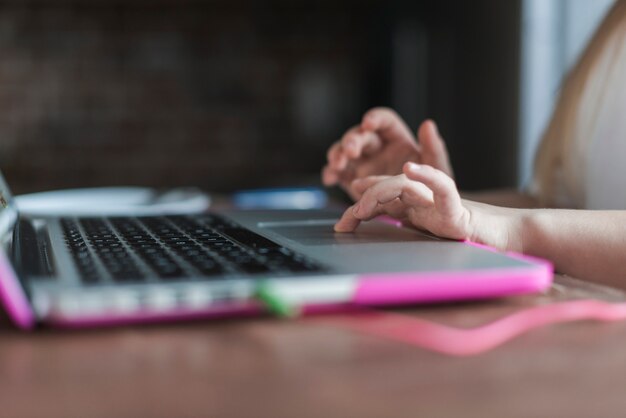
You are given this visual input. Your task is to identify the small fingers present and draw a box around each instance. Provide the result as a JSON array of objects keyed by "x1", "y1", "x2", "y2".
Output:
[
  {"x1": 336, "y1": 173, "x2": 435, "y2": 232},
  {"x1": 340, "y1": 128, "x2": 383, "y2": 159},
  {"x1": 327, "y1": 125, "x2": 377, "y2": 177},
  {"x1": 361, "y1": 107, "x2": 416, "y2": 147},
  {"x1": 322, "y1": 165, "x2": 339, "y2": 186},
  {"x1": 334, "y1": 199, "x2": 407, "y2": 233},
  {"x1": 334, "y1": 205, "x2": 362, "y2": 232},
  {"x1": 353, "y1": 175, "x2": 433, "y2": 220},
  {"x1": 326, "y1": 141, "x2": 348, "y2": 171},
  {"x1": 417, "y1": 119, "x2": 454, "y2": 178},
  {"x1": 374, "y1": 198, "x2": 408, "y2": 220},
  {"x1": 403, "y1": 162, "x2": 460, "y2": 217},
  {"x1": 350, "y1": 175, "x2": 392, "y2": 198}
]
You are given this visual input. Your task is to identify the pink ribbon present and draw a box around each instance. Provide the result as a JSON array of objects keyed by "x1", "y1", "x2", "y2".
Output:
[{"x1": 323, "y1": 300, "x2": 626, "y2": 356}]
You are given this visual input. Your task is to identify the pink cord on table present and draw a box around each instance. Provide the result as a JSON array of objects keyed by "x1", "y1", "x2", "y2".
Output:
[{"x1": 328, "y1": 300, "x2": 626, "y2": 356}]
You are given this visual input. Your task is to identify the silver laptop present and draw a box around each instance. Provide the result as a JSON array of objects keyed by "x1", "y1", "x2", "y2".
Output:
[{"x1": 0, "y1": 170, "x2": 552, "y2": 329}]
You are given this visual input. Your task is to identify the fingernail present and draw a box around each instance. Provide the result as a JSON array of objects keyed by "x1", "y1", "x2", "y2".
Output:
[
  {"x1": 408, "y1": 163, "x2": 421, "y2": 172},
  {"x1": 352, "y1": 203, "x2": 361, "y2": 215}
]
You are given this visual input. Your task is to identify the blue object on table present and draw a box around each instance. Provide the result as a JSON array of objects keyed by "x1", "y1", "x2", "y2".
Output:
[{"x1": 233, "y1": 187, "x2": 327, "y2": 210}]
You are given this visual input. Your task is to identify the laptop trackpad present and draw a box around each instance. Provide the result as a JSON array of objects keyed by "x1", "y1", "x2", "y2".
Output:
[{"x1": 259, "y1": 219, "x2": 434, "y2": 246}]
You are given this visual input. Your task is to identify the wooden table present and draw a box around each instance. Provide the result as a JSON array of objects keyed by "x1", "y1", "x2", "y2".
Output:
[{"x1": 2, "y1": 275, "x2": 626, "y2": 418}]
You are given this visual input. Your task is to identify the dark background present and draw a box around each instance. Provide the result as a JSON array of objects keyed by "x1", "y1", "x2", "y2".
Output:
[{"x1": 0, "y1": 0, "x2": 521, "y2": 195}]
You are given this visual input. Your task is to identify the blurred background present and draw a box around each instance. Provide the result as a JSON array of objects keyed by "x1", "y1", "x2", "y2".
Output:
[{"x1": 0, "y1": 0, "x2": 615, "y2": 195}]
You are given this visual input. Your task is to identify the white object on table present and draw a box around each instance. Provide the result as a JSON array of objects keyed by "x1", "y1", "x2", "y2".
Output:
[{"x1": 15, "y1": 187, "x2": 211, "y2": 217}]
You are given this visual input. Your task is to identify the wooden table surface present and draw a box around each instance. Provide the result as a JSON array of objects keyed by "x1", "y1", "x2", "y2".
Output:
[{"x1": 2, "y1": 275, "x2": 626, "y2": 418}]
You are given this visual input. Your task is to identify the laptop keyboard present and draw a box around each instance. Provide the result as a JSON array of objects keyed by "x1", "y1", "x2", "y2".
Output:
[{"x1": 61, "y1": 215, "x2": 324, "y2": 284}]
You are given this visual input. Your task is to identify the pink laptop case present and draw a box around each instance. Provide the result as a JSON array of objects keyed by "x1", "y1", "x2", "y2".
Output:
[{"x1": 0, "y1": 240, "x2": 552, "y2": 330}]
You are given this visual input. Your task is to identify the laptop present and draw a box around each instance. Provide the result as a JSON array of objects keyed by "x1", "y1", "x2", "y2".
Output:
[{"x1": 0, "y1": 170, "x2": 552, "y2": 329}]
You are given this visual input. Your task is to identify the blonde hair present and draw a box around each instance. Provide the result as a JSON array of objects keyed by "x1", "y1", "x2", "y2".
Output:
[{"x1": 532, "y1": 0, "x2": 626, "y2": 208}]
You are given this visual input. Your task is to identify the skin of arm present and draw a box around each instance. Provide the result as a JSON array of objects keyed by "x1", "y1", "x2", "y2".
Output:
[
  {"x1": 518, "y1": 209, "x2": 626, "y2": 284},
  {"x1": 334, "y1": 163, "x2": 626, "y2": 284}
]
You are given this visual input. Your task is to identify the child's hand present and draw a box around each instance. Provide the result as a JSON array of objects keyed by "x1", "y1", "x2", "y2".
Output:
[
  {"x1": 334, "y1": 162, "x2": 521, "y2": 253},
  {"x1": 334, "y1": 162, "x2": 470, "y2": 239},
  {"x1": 321, "y1": 108, "x2": 453, "y2": 200}
]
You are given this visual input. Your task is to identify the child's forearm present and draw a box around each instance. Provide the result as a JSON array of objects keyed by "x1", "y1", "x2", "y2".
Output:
[
  {"x1": 469, "y1": 206, "x2": 626, "y2": 282},
  {"x1": 494, "y1": 209, "x2": 626, "y2": 283}
]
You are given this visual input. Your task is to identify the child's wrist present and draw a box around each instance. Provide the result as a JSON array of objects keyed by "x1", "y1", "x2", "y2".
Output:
[
  {"x1": 503, "y1": 209, "x2": 527, "y2": 253},
  {"x1": 466, "y1": 204, "x2": 526, "y2": 253}
]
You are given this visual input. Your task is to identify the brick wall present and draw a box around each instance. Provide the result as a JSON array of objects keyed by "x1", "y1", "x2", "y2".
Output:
[{"x1": 0, "y1": 1, "x2": 376, "y2": 194}]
